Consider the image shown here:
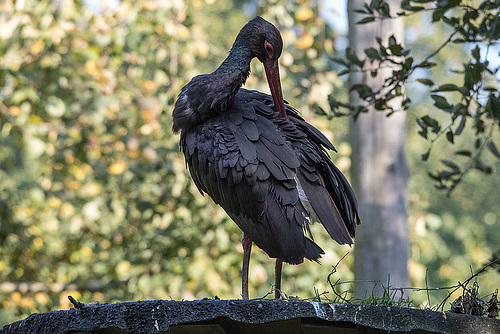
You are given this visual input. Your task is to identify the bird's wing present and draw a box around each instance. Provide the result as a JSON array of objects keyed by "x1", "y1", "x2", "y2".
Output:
[
  {"x1": 249, "y1": 89, "x2": 360, "y2": 243},
  {"x1": 180, "y1": 91, "x2": 324, "y2": 264}
]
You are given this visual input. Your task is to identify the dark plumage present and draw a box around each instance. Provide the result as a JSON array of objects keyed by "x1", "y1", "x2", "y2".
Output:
[{"x1": 172, "y1": 16, "x2": 360, "y2": 298}]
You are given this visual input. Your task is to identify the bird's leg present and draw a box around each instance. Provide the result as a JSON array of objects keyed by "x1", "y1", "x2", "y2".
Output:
[
  {"x1": 242, "y1": 233, "x2": 252, "y2": 300},
  {"x1": 275, "y1": 258, "x2": 283, "y2": 299}
]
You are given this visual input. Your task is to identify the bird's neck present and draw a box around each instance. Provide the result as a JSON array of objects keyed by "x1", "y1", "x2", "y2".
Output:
[
  {"x1": 214, "y1": 43, "x2": 253, "y2": 89},
  {"x1": 171, "y1": 39, "x2": 254, "y2": 133}
]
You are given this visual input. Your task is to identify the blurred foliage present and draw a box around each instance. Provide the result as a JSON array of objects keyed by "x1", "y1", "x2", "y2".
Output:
[{"x1": 0, "y1": 0, "x2": 498, "y2": 328}]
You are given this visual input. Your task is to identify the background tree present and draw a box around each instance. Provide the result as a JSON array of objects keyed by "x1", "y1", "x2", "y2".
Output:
[{"x1": 347, "y1": 0, "x2": 409, "y2": 300}]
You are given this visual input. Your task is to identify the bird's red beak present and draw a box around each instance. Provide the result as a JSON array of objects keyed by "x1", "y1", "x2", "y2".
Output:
[{"x1": 264, "y1": 58, "x2": 286, "y2": 118}]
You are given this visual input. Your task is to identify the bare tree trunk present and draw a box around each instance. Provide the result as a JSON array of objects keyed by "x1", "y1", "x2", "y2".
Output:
[{"x1": 347, "y1": 0, "x2": 409, "y2": 300}]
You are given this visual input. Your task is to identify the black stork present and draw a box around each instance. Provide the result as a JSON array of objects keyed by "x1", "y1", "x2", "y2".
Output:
[{"x1": 172, "y1": 16, "x2": 360, "y2": 299}]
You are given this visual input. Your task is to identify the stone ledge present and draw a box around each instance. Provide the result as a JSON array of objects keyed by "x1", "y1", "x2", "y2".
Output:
[{"x1": 1, "y1": 299, "x2": 499, "y2": 334}]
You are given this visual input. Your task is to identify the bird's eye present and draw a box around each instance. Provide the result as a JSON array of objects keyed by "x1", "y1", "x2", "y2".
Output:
[{"x1": 264, "y1": 40, "x2": 274, "y2": 57}]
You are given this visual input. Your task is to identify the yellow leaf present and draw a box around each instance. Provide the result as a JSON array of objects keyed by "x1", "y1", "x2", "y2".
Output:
[
  {"x1": 80, "y1": 246, "x2": 93, "y2": 258},
  {"x1": 194, "y1": 40, "x2": 209, "y2": 58},
  {"x1": 48, "y1": 196, "x2": 62, "y2": 209},
  {"x1": 141, "y1": 0, "x2": 158, "y2": 10},
  {"x1": 35, "y1": 292, "x2": 49, "y2": 305},
  {"x1": 141, "y1": 109, "x2": 155, "y2": 121},
  {"x1": 143, "y1": 80, "x2": 156, "y2": 92},
  {"x1": 66, "y1": 179, "x2": 80, "y2": 191},
  {"x1": 59, "y1": 202, "x2": 75, "y2": 218},
  {"x1": 20, "y1": 297, "x2": 36, "y2": 309},
  {"x1": 50, "y1": 25, "x2": 64, "y2": 45},
  {"x1": 30, "y1": 39, "x2": 45, "y2": 54},
  {"x1": 109, "y1": 160, "x2": 126, "y2": 174},
  {"x1": 154, "y1": 25, "x2": 164, "y2": 34},
  {"x1": 25, "y1": 207, "x2": 34, "y2": 217},
  {"x1": 296, "y1": 8, "x2": 314, "y2": 21},
  {"x1": 116, "y1": 260, "x2": 131, "y2": 280},
  {"x1": 33, "y1": 237, "x2": 43, "y2": 250},
  {"x1": 9, "y1": 106, "x2": 20, "y2": 117},
  {"x1": 65, "y1": 154, "x2": 74, "y2": 164},
  {"x1": 29, "y1": 115, "x2": 43, "y2": 123},
  {"x1": 295, "y1": 32, "x2": 314, "y2": 49},
  {"x1": 85, "y1": 60, "x2": 99, "y2": 76},
  {"x1": 127, "y1": 145, "x2": 139, "y2": 158},
  {"x1": 11, "y1": 291, "x2": 21, "y2": 303},
  {"x1": 114, "y1": 141, "x2": 125, "y2": 151}
]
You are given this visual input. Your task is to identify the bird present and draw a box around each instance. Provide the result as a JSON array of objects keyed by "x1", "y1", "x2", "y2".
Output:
[{"x1": 172, "y1": 16, "x2": 360, "y2": 300}]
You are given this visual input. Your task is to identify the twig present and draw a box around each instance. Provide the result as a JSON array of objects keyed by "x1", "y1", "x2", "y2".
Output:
[
  {"x1": 68, "y1": 295, "x2": 86, "y2": 309},
  {"x1": 327, "y1": 253, "x2": 355, "y2": 303},
  {"x1": 437, "y1": 258, "x2": 500, "y2": 311}
]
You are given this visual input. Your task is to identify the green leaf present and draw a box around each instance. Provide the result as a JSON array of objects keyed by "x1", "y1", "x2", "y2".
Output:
[
  {"x1": 420, "y1": 115, "x2": 441, "y2": 134},
  {"x1": 455, "y1": 150, "x2": 472, "y2": 157},
  {"x1": 427, "y1": 171, "x2": 442, "y2": 182},
  {"x1": 380, "y1": 2, "x2": 391, "y2": 17},
  {"x1": 455, "y1": 115, "x2": 467, "y2": 136},
  {"x1": 388, "y1": 35, "x2": 397, "y2": 46},
  {"x1": 338, "y1": 69, "x2": 350, "y2": 76},
  {"x1": 421, "y1": 148, "x2": 431, "y2": 161},
  {"x1": 364, "y1": 47, "x2": 380, "y2": 60},
  {"x1": 346, "y1": 48, "x2": 365, "y2": 67},
  {"x1": 432, "y1": 84, "x2": 460, "y2": 92},
  {"x1": 389, "y1": 44, "x2": 403, "y2": 56},
  {"x1": 487, "y1": 141, "x2": 500, "y2": 159},
  {"x1": 407, "y1": 5, "x2": 426, "y2": 12},
  {"x1": 464, "y1": 62, "x2": 483, "y2": 89},
  {"x1": 451, "y1": 103, "x2": 464, "y2": 115},
  {"x1": 374, "y1": 98, "x2": 388, "y2": 110},
  {"x1": 415, "y1": 120, "x2": 426, "y2": 136},
  {"x1": 490, "y1": 95, "x2": 500, "y2": 120},
  {"x1": 357, "y1": 17, "x2": 376, "y2": 24},
  {"x1": 474, "y1": 138, "x2": 482, "y2": 149},
  {"x1": 350, "y1": 84, "x2": 374, "y2": 99},
  {"x1": 432, "y1": 7, "x2": 448, "y2": 22},
  {"x1": 416, "y1": 78, "x2": 434, "y2": 86},
  {"x1": 473, "y1": 159, "x2": 492, "y2": 174},
  {"x1": 441, "y1": 159, "x2": 460, "y2": 171},
  {"x1": 431, "y1": 94, "x2": 452, "y2": 110},
  {"x1": 418, "y1": 61, "x2": 437, "y2": 68},
  {"x1": 446, "y1": 130, "x2": 454, "y2": 144},
  {"x1": 471, "y1": 45, "x2": 481, "y2": 61},
  {"x1": 421, "y1": 115, "x2": 439, "y2": 128},
  {"x1": 364, "y1": 3, "x2": 374, "y2": 13},
  {"x1": 331, "y1": 57, "x2": 348, "y2": 66},
  {"x1": 404, "y1": 57, "x2": 414, "y2": 69}
]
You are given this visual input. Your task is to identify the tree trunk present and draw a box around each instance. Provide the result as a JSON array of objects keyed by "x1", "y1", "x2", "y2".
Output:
[{"x1": 347, "y1": 0, "x2": 409, "y2": 300}]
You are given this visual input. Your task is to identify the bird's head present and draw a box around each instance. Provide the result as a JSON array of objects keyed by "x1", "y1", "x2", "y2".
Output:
[
  {"x1": 240, "y1": 17, "x2": 286, "y2": 117},
  {"x1": 245, "y1": 17, "x2": 283, "y2": 63}
]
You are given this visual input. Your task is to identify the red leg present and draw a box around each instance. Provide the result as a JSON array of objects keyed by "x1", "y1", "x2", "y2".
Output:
[
  {"x1": 242, "y1": 233, "x2": 252, "y2": 300},
  {"x1": 275, "y1": 258, "x2": 283, "y2": 299}
]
